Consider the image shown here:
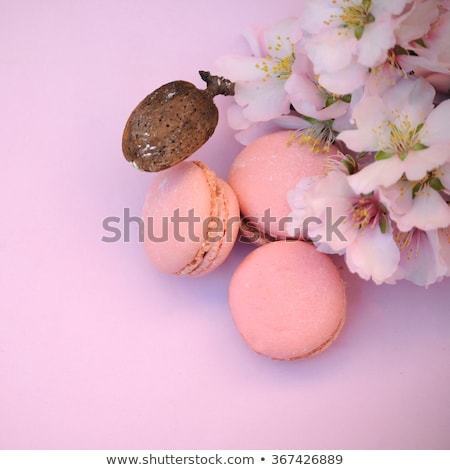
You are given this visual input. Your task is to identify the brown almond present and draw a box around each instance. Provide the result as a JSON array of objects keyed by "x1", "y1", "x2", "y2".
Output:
[{"x1": 122, "y1": 71, "x2": 234, "y2": 172}]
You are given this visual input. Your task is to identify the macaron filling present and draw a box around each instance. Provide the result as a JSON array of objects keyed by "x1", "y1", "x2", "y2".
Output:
[{"x1": 176, "y1": 162, "x2": 233, "y2": 276}]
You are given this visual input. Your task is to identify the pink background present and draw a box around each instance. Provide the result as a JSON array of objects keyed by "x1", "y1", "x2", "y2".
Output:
[{"x1": 1, "y1": 0, "x2": 449, "y2": 450}]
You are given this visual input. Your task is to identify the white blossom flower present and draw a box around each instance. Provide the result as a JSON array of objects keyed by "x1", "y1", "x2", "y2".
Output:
[
  {"x1": 300, "y1": 0, "x2": 412, "y2": 93},
  {"x1": 218, "y1": 3, "x2": 450, "y2": 286},
  {"x1": 399, "y1": 8, "x2": 450, "y2": 74},
  {"x1": 216, "y1": 17, "x2": 301, "y2": 122},
  {"x1": 387, "y1": 228, "x2": 448, "y2": 286},
  {"x1": 287, "y1": 169, "x2": 400, "y2": 284},
  {"x1": 339, "y1": 77, "x2": 450, "y2": 194},
  {"x1": 379, "y1": 162, "x2": 450, "y2": 232},
  {"x1": 437, "y1": 225, "x2": 450, "y2": 276}
]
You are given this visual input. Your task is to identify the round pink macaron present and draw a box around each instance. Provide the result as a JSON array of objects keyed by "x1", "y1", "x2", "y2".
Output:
[
  {"x1": 229, "y1": 241, "x2": 346, "y2": 360},
  {"x1": 143, "y1": 161, "x2": 240, "y2": 276},
  {"x1": 228, "y1": 130, "x2": 337, "y2": 241}
]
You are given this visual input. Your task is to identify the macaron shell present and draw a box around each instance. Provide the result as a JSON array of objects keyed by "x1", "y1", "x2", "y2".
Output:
[
  {"x1": 143, "y1": 161, "x2": 240, "y2": 276},
  {"x1": 229, "y1": 241, "x2": 346, "y2": 360},
  {"x1": 228, "y1": 131, "x2": 336, "y2": 240},
  {"x1": 143, "y1": 161, "x2": 211, "y2": 274}
]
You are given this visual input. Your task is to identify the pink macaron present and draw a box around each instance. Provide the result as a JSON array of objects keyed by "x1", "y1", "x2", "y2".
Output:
[
  {"x1": 228, "y1": 241, "x2": 346, "y2": 360},
  {"x1": 143, "y1": 161, "x2": 240, "y2": 276},
  {"x1": 228, "y1": 130, "x2": 337, "y2": 241}
]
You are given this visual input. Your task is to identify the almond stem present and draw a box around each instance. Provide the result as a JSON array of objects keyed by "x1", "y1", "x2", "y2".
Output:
[{"x1": 199, "y1": 70, "x2": 235, "y2": 97}]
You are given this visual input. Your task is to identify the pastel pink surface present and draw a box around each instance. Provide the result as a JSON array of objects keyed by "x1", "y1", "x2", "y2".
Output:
[
  {"x1": 2, "y1": 0, "x2": 450, "y2": 451},
  {"x1": 229, "y1": 241, "x2": 346, "y2": 360},
  {"x1": 228, "y1": 130, "x2": 334, "y2": 239}
]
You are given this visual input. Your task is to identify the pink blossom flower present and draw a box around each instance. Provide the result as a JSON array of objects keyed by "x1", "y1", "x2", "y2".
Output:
[
  {"x1": 422, "y1": 72, "x2": 450, "y2": 104},
  {"x1": 216, "y1": 2, "x2": 450, "y2": 287},
  {"x1": 287, "y1": 169, "x2": 400, "y2": 284},
  {"x1": 379, "y1": 162, "x2": 450, "y2": 232},
  {"x1": 437, "y1": 225, "x2": 450, "y2": 276},
  {"x1": 271, "y1": 51, "x2": 363, "y2": 151},
  {"x1": 387, "y1": 228, "x2": 448, "y2": 286},
  {"x1": 399, "y1": 9, "x2": 450, "y2": 74},
  {"x1": 215, "y1": 17, "x2": 302, "y2": 123},
  {"x1": 339, "y1": 77, "x2": 450, "y2": 194},
  {"x1": 300, "y1": 0, "x2": 412, "y2": 93},
  {"x1": 284, "y1": 50, "x2": 356, "y2": 121},
  {"x1": 225, "y1": 112, "x2": 301, "y2": 146},
  {"x1": 223, "y1": 44, "x2": 360, "y2": 146},
  {"x1": 394, "y1": 0, "x2": 439, "y2": 48},
  {"x1": 362, "y1": 50, "x2": 409, "y2": 97}
]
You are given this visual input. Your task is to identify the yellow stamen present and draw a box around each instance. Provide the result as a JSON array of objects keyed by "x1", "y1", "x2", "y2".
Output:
[
  {"x1": 255, "y1": 40, "x2": 295, "y2": 81},
  {"x1": 287, "y1": 122, "x2": 335, "y2": 154},
  {"x1": 351, "y1": 197, "x2": 378, "y2": 230},
  {"x1": 395, "y1": 229, "x2": 420, "y2": 261},
  {"x1": 372, "y1": 111, "x2": 425, "y2": 160},
  {"x1": 325, "y1": 0, "x2": 374, "y2": 32}
]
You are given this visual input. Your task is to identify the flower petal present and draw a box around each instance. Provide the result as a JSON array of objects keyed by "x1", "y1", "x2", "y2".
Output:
[
  {"x1": 338, "y1": 96, "x2": 388, "y2": 151},
  {"x1": 392, "y1": 229, "x2": 447, "y2": 287},
  {"x1": 395, "y1": 0, "x2": 439, "y2": 46},
  {"x1": 262, "y1": 17, "x2": 300, "y2": 56},
  {"x1": 437, "y1": 227, "x2": 450, "y2": 275},
  {"x1": 345, "y1": 227, "x2": 400, "y2": 284},
  {"x1": 371, "y1": 0, "x2": 410, "y2": 15},
  {"x1": 393, "y1": 188, "x2": 450, "y2": 232},
  {"x1": 215, "y1": 55, "x2": 267, "y2": 82},
  {"x1": 304, "y1": 28, "x2": 356, "y2": 74},
  {"x1": 300, "y1": 1, "x2": 341, "y2": 33},
  {"x1": 318, "y1": 63, "x2": 368, "y2": 95},
  {"x1": 421, "y1": 99, "x2": 450, "y2": 146},
  {"x1": 356, "y1": 18, "x2": 395, "y2": 67},
  {"x1": 383, "y1": 77, "x2": 435, "y2": 128},
  {"x1": 438, "y1": 162, "x2": 450, "y2": 190},
  {"x1": 241, "y1": 26, "x2": 264, "y2": 57},
  {"x1": 237, "y1": 80, "x2": 291, "y2": 122},
  {"x1": 378, "y1": 179, "x2": 413, "y2": 216},
  {"x1": 347, "y1": 158, "x2": 405, "y2": 194},
  {"x1": 403, "y1": 145, "x2": 450, "y2": 181},
  {"x1": 285, "y1": 73, "x2": 324, "y2": 111}
]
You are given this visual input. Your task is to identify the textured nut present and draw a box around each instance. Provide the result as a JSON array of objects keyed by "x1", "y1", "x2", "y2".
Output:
[{"x1": 122, "y1": 72, "x2": 234, "y2": 172}]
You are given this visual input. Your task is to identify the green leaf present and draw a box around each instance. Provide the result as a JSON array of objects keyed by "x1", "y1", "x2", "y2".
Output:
[
  {"x1": 411, "y1": 182, "x2": 422, "y2": 199},
  {"x1": 367, "y1": 13, "x2": 375, "y2": 24},
  {"x1": 414, "y1": 38, "x2": 426, "y2": 48},
  {"x1": 341, "y1": 94, "x2": 352, "y2": 103},
  {"x1": 375, "y1": 150, "x2": 393, "y2": 160},
  {"x1": 415, "y1": 122, "x2": 424, "y2": 133},
  {"x1": 342, "y1": 155, "x2": 358, "y2": 175},
  {"x1": 362, "y1": 0, "x2": 372, "y2": 9},
  {"x1": 379, "y1": 214, "x2": 388, "y2": 234},
  {"x1": 412, "y1": 142, "x2": 428, "y2": 151},
  {"x1": 389, "y1": 123, "x2": 400, "y2": 139},
  {"x1": 354, "y1": 26, "x2": 364, "y2": 40},
  {"x1": 299, "y1": 114, "x2": 319, "y2": 125},
  {"x1": 325, "y1": 96, "x2": 337, "y2": 107},
  {"x1": 429, "y1": 177, "x2": 445, "y2": 191},
  {"x1": 322, "y1": 119, "x2": 334, "y2": 128},
  {"x1": 393, "y1": 45, "x2": 408, "y2": 56}
]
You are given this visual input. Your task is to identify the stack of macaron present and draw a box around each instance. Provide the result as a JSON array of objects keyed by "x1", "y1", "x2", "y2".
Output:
[{"x1": 141, "y1": 130, "x2": 347, "y2": 361}]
